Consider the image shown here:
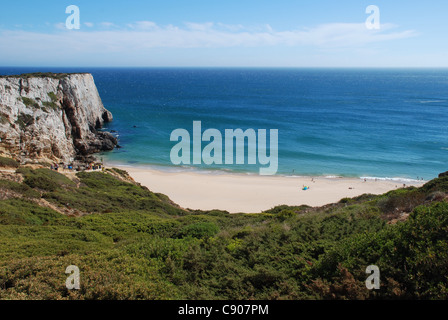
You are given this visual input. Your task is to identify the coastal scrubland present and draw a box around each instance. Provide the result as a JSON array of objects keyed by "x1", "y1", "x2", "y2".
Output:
[{"x1": 0, "y1": 158, "x2": 447, "y2": 299}]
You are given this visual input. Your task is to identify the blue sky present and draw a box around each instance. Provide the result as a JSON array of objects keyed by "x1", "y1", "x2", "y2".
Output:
[{"x1": 0, "y1": 0, "x2": 447, "y2": 67}]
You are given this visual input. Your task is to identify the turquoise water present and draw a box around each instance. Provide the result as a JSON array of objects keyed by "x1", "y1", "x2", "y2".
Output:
[{"x1": 2, "y1": 67, "x2": 448, "y2": 179}]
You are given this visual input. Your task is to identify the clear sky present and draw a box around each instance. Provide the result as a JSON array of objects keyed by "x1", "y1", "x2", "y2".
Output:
[{"x1": 0, "y1": 0, "x2": 447, "y2": 67}]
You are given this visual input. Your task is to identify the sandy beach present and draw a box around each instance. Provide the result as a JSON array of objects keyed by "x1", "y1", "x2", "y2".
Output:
[{"x1": 112, "y1": 165, "x2": 426, "y2": 213}]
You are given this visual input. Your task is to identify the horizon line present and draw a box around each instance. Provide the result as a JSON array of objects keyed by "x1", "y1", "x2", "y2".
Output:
[{"x1": 2, "y1": 66, "x2": 448, "y2": 69}]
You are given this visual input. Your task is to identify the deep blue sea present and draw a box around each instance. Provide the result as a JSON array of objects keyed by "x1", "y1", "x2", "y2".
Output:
[{"x1": 1, "y1": 67, "x2": 448, "y2": 180}]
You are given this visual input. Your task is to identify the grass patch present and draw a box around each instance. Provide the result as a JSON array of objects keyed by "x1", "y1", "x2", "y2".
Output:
[{"x1": 0, "y1": 156, "x2": 19, "y2": 168}]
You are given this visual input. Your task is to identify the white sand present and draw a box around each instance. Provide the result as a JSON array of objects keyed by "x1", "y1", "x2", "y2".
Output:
[{"x1": 113, "y1": 165, "x2": 425, "y2": 213}]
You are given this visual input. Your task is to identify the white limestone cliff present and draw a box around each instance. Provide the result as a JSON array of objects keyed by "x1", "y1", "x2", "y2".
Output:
[{"x1": 0, "y1": 73, "x2": 116, "y2": 164}]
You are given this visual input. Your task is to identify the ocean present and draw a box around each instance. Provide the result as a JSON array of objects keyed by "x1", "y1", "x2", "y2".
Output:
[{"x1": 1, "y1": 67, "x2": 447, "y2": 180}]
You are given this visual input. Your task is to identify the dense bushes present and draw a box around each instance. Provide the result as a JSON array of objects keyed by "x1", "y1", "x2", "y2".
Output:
[
  {"x1": 0, "y1": 179, "x2": 40, "y2": 198},
  {"x1": 0, "y1": 199, "x2": 61, "y2": 226},
  {"x1": 39, "y1": 171, "x2": 183, "y2": 216},
  {"x1": 375, "y1": 188, "x2": 427, "y2": 214},
  {"x1": 310, "y1": 202, "x2": 448, "y2": 299},
  {"x1": 0, "y1": 167, "x2": 447, "y2": 299},
  {"x1": 18, "y1": 168, "x2": 75, "y2": 191}
]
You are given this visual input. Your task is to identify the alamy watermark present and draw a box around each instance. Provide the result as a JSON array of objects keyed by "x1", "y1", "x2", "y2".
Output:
[
  {"x1": 365, "y1": 265, "x2": 380, "y2": 290},
  {"x1": 65, "y1": 5, "x2": 80, "y2": 30},
  {"x1": 65, "y1": 265, "x2": 81, "y2": 290},
  {"x1": 65, "y1": 5, "x2": 381, "y2": 31},
  {"x1": 170, "y1": 121, "x2": 278, "y2": 175},
  {"x1": 365, "y1": 5, "x2": 380, "y2": 30}
]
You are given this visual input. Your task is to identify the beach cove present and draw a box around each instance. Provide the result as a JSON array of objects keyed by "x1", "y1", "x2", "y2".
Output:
[{"x1": 113, "y1": 164, "x2": 425, "y2": 213}]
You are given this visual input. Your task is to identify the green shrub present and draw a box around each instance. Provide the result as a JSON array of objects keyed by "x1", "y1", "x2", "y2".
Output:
[
  {"x1": 17, "y1": 168, "x2": 75, "y2": 192},
  {"x1": 0, "y1": 179, "x2": 40, "y2": 198},
  {"x1": 15, "y1": 113, "x2": 34, "y2": 130},
  {"x1": 42, "y1": 101, "x2": 58, "y2": 110},
  {"x1": 178, "y1": 222, "x2": 220, "y2": 239},
  {"x1": 264, "y1": 204, "x2": 310, "y2": 214},
  {"x1": 0, "y1": 156, "x2": 19, "y2": 168},
  {"x1": 0, "y1": 198, "x2": 62, "y2": 225},
  {"x1": 47, "y1": 92, "x2": 58, "y2": 102},
  {"x1": 421, "y1": 176, "x2": 448, "y2": 193},
  {"x1": 375, "y1": 188, "x2": 426, "y2": 214},
  {"x1": 21, "y1": 97, "x2": 39, "y2": 109}
]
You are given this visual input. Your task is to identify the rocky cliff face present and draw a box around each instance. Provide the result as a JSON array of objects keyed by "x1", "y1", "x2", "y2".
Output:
[{"x1": 0, "y1": 73, "x2": 116, "y2": 164}]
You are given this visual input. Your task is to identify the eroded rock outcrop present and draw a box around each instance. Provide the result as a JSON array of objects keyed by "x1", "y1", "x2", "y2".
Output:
[{"x1": 0, "y1": 72, "x2": 116, "y2": 164}]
